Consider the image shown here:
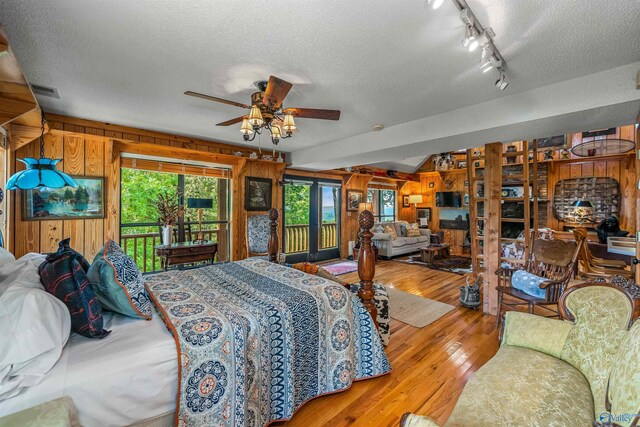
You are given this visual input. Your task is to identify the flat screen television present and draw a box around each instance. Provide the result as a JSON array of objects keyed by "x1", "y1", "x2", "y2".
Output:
[{"x1": 436, "y1": 192, "x2": 462, "y2": 207}]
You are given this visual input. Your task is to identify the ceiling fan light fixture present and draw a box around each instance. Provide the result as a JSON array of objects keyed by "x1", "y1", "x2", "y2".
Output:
[
  {"x1": 271, "y1": 124, "x2": 282, "y2": 141},
  {"x1": 240, "y1": 118, "x2": 254, "y2": 135},
  {"x1": 283, "y1": 114, "x2": 296, "y2": 132},
  {"x1": 248, "y1": 105, "x2": 264, "y2": 127}
]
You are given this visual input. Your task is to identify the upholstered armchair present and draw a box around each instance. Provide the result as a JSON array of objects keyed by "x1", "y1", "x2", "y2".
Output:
[
  {"x1": 495, "y1": 236, "x2": 584, "y2": 324},
  {"x1": 247, "y1": 213, "x2": 285, "y2": 263},
  {"x1": 401, "y1": 283, "x2": 639, "y2": 427}
]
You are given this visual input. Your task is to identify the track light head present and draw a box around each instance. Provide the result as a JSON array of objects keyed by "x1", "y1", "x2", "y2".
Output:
[
  {"x1": 462, "y1": 25, "x2": 478, "y2": 51},
  {"x1": 495, "y1": 70, "x2": 508, "y2": 90}
]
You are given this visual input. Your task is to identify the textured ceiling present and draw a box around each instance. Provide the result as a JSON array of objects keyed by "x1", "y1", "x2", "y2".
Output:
[{"x1": 1, "y1": 0, "x2": 639, "y2": 168}]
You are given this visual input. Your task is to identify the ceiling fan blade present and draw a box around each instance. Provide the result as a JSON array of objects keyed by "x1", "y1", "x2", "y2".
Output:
[
  {"x1": 185, "y1": 91, "x2": 250, "y2": 109},
  {"x1": 283, "y1": 108, "x2": 341, "y2": 120},
  {"x1": 262, "y1": 76, "x2": 293, "y2": 109},
  {"x1": 216, "y1": 116, "x2": 246, "y2": 126}
]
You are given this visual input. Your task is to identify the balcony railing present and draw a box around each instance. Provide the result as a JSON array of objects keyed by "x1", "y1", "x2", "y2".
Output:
[
  {"x1": 285, "y1": 223, "x2": 337, "y2": 254},
  {"x1": 120, "y1": 224, "x2": 222, "y2": 273}
]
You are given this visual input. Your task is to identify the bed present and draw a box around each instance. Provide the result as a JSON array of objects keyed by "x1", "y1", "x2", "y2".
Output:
[{"x1": 0, "y1": 209, "x2": 389, "y2": 426}]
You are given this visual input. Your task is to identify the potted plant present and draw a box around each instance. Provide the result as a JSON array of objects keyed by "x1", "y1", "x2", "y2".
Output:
[{"x1": 150, "y1": 190, "x2": 183, "y2": 245}]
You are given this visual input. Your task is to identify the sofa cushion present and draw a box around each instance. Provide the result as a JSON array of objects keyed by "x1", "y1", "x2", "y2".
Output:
[
  {"x1": 607, "y1": 321, "x2": 640, "y2": 427},
  {"x1": 393, "y1": 221, "x2": 407, "y2": 237},
  {"x1": 560, "y1": 285, "x2": 633, "y2": 417},
  {"x1": 383, "y1": 225, "x2": 397, "y2": 240},
  {"x1": 446, "y1": 345, "x2": 594, "y2": 427},
  {"x1": 416, "y1": 236, "x2": 430, "y2": 243},
  {"x1": 392, "y1": 237, "x2": 418, "y2": 247}
]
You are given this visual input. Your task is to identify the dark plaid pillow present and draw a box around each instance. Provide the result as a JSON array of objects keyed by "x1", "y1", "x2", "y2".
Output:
[{"x1": 39, "y1": 238, "x2": 110, "y2": 339}]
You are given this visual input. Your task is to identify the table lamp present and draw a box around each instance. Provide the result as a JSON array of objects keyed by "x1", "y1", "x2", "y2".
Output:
[
  {"x1": 187, "y1": 198, "x2": 213, "y2": 242},
  {"x1": 358, "y1": 202, "x2": 373, "y2": 214},
  {"x1": 408, "y1": 194, "x2": 423, "y2": 207}
]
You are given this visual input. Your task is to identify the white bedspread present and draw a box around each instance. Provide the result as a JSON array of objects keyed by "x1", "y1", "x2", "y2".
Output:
[{"x1": 0, "y1": 311, "x2": 177, "y2": 427}]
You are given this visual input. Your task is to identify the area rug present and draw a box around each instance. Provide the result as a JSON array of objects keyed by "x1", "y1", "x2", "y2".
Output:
[
  {"x1": 322, "y1": 260, "x2": 358, "y2": 276},
  {"x1": 386, "y1": 287, "x2": 455, "y2": 328},
  {"x1": 399, "y1": 254, "x2": 473, "y2": 275}
]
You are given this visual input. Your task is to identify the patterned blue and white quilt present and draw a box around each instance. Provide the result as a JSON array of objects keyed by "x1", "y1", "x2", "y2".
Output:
[{"x1": 145, "y1": 258, "x2": 391, "y2": 426}]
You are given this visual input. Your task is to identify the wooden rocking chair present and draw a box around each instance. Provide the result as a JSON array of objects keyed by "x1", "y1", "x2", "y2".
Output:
[
  {"x1": 573, "y1": 227, "x2": 631, "y2": 279},
  {"x1": 495, "y1": 235, "x2": 584, "y2": 325}
]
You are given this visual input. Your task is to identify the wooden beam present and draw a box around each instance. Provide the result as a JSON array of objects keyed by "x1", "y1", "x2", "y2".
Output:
[
  {"x1": 482, "y1": 142, "x2": 502, "y2": 315},
  {"x1": 0, "y1": 27, "x2": 39, "y2": 127}
]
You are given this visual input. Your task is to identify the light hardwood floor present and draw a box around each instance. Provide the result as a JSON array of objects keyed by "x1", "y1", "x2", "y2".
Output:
[{"x1": 274, "y1": 259, "x2": 500, "y2": 427}]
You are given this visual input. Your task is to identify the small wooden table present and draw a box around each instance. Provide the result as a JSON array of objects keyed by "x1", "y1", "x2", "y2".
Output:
[
  {"x1": 420, "y1": 244, "x2": 450, "y2": 263},
  {"x1": 155, "y1": 241, "x2": 218, "y2": 271}
]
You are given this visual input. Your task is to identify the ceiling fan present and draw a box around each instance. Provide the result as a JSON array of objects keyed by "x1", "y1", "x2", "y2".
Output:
[{"x1": 185, "y1": 75, "x2": 340, "y2": 145}]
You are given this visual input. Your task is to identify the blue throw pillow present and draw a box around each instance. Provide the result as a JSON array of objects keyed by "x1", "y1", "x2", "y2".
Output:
[
  {"x1": 87, "y1": 240, "x2": 152, "y2": 320},
  {"x1": 511, "y1": 270, "x2": 548, "y2": 299},
  {"x1": 39, "y1": 238, "x2": 110, "y2": 339}
]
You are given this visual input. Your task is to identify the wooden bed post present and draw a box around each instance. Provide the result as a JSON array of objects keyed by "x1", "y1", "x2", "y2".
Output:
[
  {"x1": 357, "y1": 210, "x2": 378, "y2": 327},
  {"x1": 268, "y1": 208, "x2": 279, "y2": 263}
]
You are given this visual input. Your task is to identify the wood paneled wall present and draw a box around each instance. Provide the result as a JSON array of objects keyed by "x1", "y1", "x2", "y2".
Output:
[
  {"x1": 8, "y1": 115, "x2": 286, "y2": 261},
  {"x1": 340, "y1": 174, "x2": 373, "y2": 257},
  {"x1": 399, "y1": 170, "x2": 468, "y2": 254}
]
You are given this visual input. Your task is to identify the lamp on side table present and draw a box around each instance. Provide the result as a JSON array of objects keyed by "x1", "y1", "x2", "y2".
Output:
[{"x1": 187, "y1": 198, "x2": 213, "y2": 243}]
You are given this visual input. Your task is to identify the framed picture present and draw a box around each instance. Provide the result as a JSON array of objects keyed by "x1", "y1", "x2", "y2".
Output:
[
  {"x1": 22, "y1": 176, "x2": 105, "y2": 220},
  {"x1": 537, "y1": 135, "x2": 566, "y2": 148},
  {"x1": 457, "y1": 160, "x2": 468, "y2": 169},
  {"x1": 416, "y1": 207, "x2": 431, "y2": 223},
  {"x1": 428, "y1": 182, "x2": 435, "y2": 189},
  {"x1": 439, "y1": 209, "x2": 469, "y2": 230},
  {"x1": 346, "y1": 190, "x2": 363, "y2": 211},
  {"x1": 245, "y1": 176, "x2": 272, "y2": 211},
  {"x1": 402, "y1": 195, "x2": 410, "y2": 208}
]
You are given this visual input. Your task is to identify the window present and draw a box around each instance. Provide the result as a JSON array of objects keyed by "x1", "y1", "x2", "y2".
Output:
[
  {"x1": 120, "y1": 166, "x2": 230, "y2": 272},
  {"x1": 367, "y1": 188, "x2": 396, "y2": 222}
]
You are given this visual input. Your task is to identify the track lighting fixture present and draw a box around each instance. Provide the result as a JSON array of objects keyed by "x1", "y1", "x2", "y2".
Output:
[
  {"x1": 495, "y1": 70, "x2": 508, "y2": 90},
  {"x1": 429, "y1": 1, "x2": 509, "y2": 90}
]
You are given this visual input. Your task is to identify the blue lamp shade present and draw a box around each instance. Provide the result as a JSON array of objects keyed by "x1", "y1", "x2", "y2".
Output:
[
  {"x1": 6, "y1": 158, "x2": 78, "y2": 190},
  {"x1": 187, "y1": 198, "x2": 213, "y2": 209}
]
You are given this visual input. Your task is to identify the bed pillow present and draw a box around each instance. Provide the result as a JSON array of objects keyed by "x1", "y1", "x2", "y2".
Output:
[
  {"x1": 0, "y1": 285, "x2": 71, "y2": 400},
  {"x1": 0, "y1": 253, "x2": 46, "y2": 297},
  {"x1": 39, "y1": 238, "x2": 110, "y2": 339},
  {"x1": 0, "y1": 247, "x2": 15, "y2": 267},
  {"x1": 87, "y1": 239, "x2": 152, "y2": 320}
]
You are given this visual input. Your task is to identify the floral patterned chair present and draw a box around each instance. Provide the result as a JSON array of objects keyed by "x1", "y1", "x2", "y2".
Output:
[
  {"x1": 400, "y1": 283, "x2": 639, "y2": 427},
  {"x1": 247, "y1": 213, "x2": 285, "y2": 263}
]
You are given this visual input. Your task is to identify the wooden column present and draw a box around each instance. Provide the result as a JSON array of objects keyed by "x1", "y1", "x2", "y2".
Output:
[
  {"x1": 483, "y1": 142, "x2": 502, "y2": 315},
  {"x1": 357, "y1": 209, "x2": 378, "y2": 327},
  {"x1": 267, "y1": 208, "x2": 279, "y2": 263}
]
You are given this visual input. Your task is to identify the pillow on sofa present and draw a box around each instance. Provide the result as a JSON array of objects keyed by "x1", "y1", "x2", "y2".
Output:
[
  {"x1": 383, "y1": 225, "x2": 397, "y2": 240},
  {"x1": 38, "y1": 238, "x2": 110, "y2": 339},
  {"x1": 511, "y1": 269, "x2": 547, "y2": 299},
  {"x1": 406, "y1": 223, "x2": 421, "y2": 237},
  {"x1": 88, "y1": 240, "x2": 152, "y2": 320}
]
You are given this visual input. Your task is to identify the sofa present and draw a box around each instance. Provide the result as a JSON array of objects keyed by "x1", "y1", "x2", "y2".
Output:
[
  {"x1": 401, "y1": 283, "x2": 640, "y2": 427},
  {"x1": 372, "y1": 221, "x2": 431, "y2": 258}
]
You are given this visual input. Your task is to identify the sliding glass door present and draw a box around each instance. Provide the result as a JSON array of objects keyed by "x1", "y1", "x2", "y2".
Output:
[{"x1": 283, "y1": 176, "x2": 341, "y2": 263}]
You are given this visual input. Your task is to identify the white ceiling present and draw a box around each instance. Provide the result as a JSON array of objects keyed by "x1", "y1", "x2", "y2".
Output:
[{"x1": 2, "y1": 0, "x2": 640, "y2": 171}]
